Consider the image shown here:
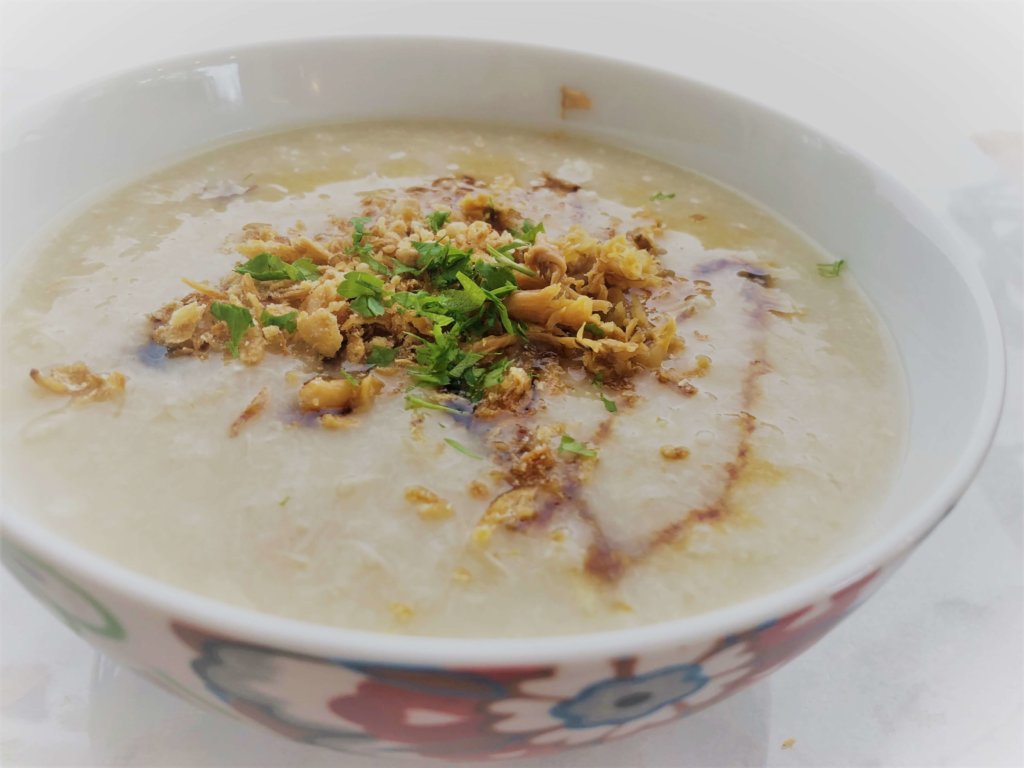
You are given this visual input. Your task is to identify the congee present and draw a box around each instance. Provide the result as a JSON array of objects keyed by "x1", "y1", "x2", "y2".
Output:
[{"x1": 0, "y1": 123, "x2": 905, "y2": 636}]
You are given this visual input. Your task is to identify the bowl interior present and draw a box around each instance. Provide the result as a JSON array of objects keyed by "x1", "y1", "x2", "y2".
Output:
[{"x1": 0, "y1": 37, "x2": 1003, "y2": 660}]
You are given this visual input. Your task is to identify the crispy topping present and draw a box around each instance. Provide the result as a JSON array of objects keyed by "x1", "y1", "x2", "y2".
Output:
[
  {"x1": 405, "y1": 485, "x2": 454, "y2": 521},
  {"x1": 405, "y1": 486, "x2": 442, "y2": 504},
  {"x1": 659, "y1": 445, "x2": 691, "y2": 461},
  {"x1": 229, "y1": 387, "x2": 269, "y2": 437},
  {"x1": 473, "y1": 486, "x2": 546, "y2": 543},
  {"x1": 560, "y1": 86, "x2": 592, "y2": 118},
  {"x1": 149, "y1": 176, "x2": 684, "y2": 419},
  {"x1": 29, "y1": 363, "x2": 126, "y2": 403},
  {"x1": 467, "y1": 480, "x2": 490, "y2": 500}
]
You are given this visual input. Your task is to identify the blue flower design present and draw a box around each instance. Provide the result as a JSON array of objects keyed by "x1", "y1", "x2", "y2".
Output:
[{"x1": 550, "y1": 664, "x2": 707, "y2": 728}]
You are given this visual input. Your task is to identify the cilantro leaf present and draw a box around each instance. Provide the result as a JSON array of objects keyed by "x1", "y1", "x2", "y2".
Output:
[
  {"x1": 391, "y1": 291, "x2": 457, "y2": 327},
  {"x1": 473, "y1": 261, "x2": 519, "y2": 292},
  {"x1": 584, "y1": 322, "x2": 606, "y2": 338},
  {"x1": 289, "y1": 259, "x2": 322, "y2": 281},
  {"x1": 410, "y1": 325, "x2": 483, "y2": 387},
  {"x1": 235, "y1": 252, "x2": 320, "y2": 282},
  {"x1": 366, "y1": 346, "x2": 399, "y2": 367},
  {"x1": 558, "y1": 434, "x2": 597, "y2": 458},
  {"x1": 348, "y1": 216, "x2": 372, "y2": 249},
  {"x1": 210, "y1": 302, "x2": 254, "y2": 357},
  {"x1": 339, "y1": 369, "x2": 360, "y2": 386},
  {"x1": 590, "y1": 371, "x2": 616, "y2": 412},
  {"x1": 360, "y1": 252, "x2": 393, "y2": 276},
  {"x1": 650, "y1": 191, "x2": 676, "y2": 201},
  {"x1": 404, "y1": 393, "x2": 461, "y2": 414},
  {"x1": 462, "y1": 357, "x2": 512, "y2": 402},
  {"x1": 455, "y1": 272, "x2": 489, "y2": 310},
  {"x1": 337, "y1": 272, "x2": 388, "y2": 317},
  {"x1": 347, "y1": 216, "x2": 386, "y2": 270},
  {"x1": 510, "y1": 219, "x2": 545, "y2": 243},
  {"x1": 444, "y1": 437, "x2": 483, "y2": 459},
  {"x1": 486, "y1": 245, "x2": 538, "y2": 278},
  {"x1": 817, "y1": 259, "x2": 846, "y2": 278},
  {"x1": 361, "y1": 296, "x2": 387, "y2": 316},
  {"x1": 427, "y1": 210, "x2": 451, "y2": 232},
  {"x1": 260, "y1": 309, "x2": 298, "y2": 333},
  {"x1": 413, "y1": 241, "x2": 473, "y2": 288}
]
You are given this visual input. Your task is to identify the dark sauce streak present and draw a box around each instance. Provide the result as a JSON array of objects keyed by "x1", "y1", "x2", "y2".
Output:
[
  {"x1": 476, "y1": 257, "x2": 777, "y2": 584},
  {"x1": 580, "y1": 273, "x2": 773, "y2": 582},
  {"x1": 736, "y1": 269, "x2": 775, "y2": 288}
]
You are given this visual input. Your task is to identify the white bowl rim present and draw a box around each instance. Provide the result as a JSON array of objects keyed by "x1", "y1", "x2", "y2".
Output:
[{"x1": 0, "y1": 35, "x2": 1006, "y2": 666}]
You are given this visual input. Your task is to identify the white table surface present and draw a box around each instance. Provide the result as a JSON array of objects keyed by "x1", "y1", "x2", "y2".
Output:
[{"x1": 1, "y1": 1, "x2": 1021, "y2": 766}]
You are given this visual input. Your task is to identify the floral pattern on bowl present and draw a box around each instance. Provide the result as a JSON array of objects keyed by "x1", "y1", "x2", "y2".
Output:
[{"x1": 168, "y1": 567, "x2": 882, "y2": 761}]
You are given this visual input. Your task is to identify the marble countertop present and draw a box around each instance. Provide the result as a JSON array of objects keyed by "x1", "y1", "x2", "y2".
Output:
[{"x1": 1, "y1": 2, "x2": 1021, "y2": 766}]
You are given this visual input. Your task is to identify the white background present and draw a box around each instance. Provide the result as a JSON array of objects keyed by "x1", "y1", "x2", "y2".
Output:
[{"x1": 1, "y1": 1, "x2": 1021, "y2": 766}]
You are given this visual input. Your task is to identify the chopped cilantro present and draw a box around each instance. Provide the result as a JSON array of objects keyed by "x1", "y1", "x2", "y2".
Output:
[
  {"x1": 817, "y1": 259, "x2": 846, "y2": 278},
  {"x1": 473, "y1": 261, "x2": 519, "y2": 292},
  {"x1": 444, "y1": 437, "x2": 483, "y2": 459},
  {"x1": 337, "y1": 271, "x2": 388, "y2": 317},
  {"x1": 650, "y1": 191, "x2": 676, "y2": 201},
  {"x1": 510, "y1": 219, "x2": 545, "y2": 243},
  {"x1": 394, "y1": 267, "x2": 521, "y2": 340},
  {"x1": 462, "y1": 357, "x2": 513, "y2": 402},
  {"x1": 360, "y1": 252, "x2": 393, "y2": 276},
  {"x1": 455, "y1": 272, "x2": 490, "y2": 310},
  {"x1": 347, "y1": 216, "x2": 390, "y2": 272},
  {"x1": 235, "y1": 252, "x2": 320, "y2": 281},
  {"x1": 391, "y1": 291, "x2": 458, "y2": 327},
  {"x1": 427, "y1": 210, "x2": 451, "y2": 232},
  {"x1": 413, "y1": 241, "x2": 473, "y2": 287},
  {"x1": 339, "y1": 369, "x2": 360, "y2": 386},
  {"x1": 404, "y1": 393, "x2": 461, "y2": 414},
  {"x1": 210, "y1": 302, "x2": 254, "y2": 358},
  {"x1": 410, "y1": 325, "x2": 484, "y2": 388},
  {"x1": 366, "y1": 346, "x2": 399, "y2": 367},
  {"x1": 259, "y1": 309, "x2": 298, "y2": 333},
  {"x1": 289, "y1": 259, "x2": 322, "y2": 281},
  {"x1": 348, "y1": 216, "x2": 372, "y2": 251},
  {"x1": 558, "y1": 434, "x2": 597, "y2": 458},
  {"x1": 584, "y1": 322, "x2": 606, "y2": 338},
  {"x1": 486, "y1": 245, "x2": 538, "y2": 278},
  {"x1": 404, "y1": 324, "x2": 513, "y2": 401},
  {"x1": 591, "y1": 371, "x2": 616, "y2": 412}
]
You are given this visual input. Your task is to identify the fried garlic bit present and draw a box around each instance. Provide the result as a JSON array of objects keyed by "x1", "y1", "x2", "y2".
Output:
[
  {"x1": 659, "y1": 445, "x2": 691, "y2": 461},
  {"x1": 29, "y1": 363, "x2": 125, "y2": 403},
  {"x1": 472, "y1": 486, "x2": 543, "y2": 544},
  {"x1": 404, "y1": 485, "x2": 455, "y2": 521},
  {"x1": 560, "y1": 85, "x2": 592, "y2": 118},
  {"x1": 228, "y1": 387, "x2": 269, "y2": 437}
]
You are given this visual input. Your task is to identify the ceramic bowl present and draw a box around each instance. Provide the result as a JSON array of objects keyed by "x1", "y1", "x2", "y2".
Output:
[{"x1": 0, "y1": 38, "x2": 1004, "y2": 761}]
